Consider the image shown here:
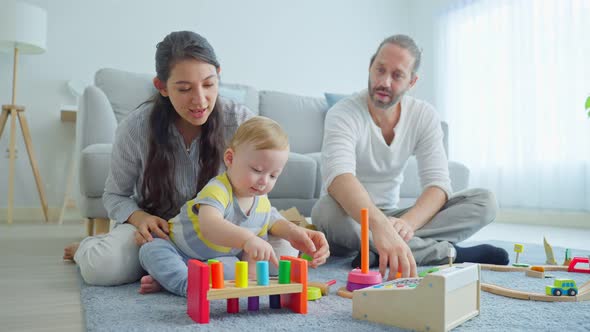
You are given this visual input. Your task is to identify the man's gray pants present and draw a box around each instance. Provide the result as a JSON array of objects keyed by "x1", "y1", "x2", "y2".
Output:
[{"x1": 311, "y1": 188, "x2": 497, "y2": 266}]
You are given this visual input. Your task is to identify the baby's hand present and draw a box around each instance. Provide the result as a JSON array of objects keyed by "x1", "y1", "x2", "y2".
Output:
[
  {"x1": 287, "y1": 227, "x2": 330, "y2": 268},
  {"x1": 243, "y1": 236, "x2": 279, "y2": 267}
]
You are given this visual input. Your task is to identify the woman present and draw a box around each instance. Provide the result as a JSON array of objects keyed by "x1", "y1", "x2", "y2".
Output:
[{"x1": 64, "y1": 31, "x2": 291, "y2": 289}]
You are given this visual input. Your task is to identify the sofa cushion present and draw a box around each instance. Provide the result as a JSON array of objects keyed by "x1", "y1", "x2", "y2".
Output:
[
  {"x1": 259, "y1": 91, "x2": 328, "y2": 154},
  {"x1": 219, "y1": 82, "x2": 259, "y2": 115},
  {"x1": 324, "y1": 92, "x2": 350, "y2": 108},
  {"x1": 269, "y1": 152, "x2": 317, "y2": 199}
]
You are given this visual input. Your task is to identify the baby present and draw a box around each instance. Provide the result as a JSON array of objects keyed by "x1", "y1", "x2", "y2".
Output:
[{"x1": 138, "y1": 116, "x2": 329, "y2": 296}]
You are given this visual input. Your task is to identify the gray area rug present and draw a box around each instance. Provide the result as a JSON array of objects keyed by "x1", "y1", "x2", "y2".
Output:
[{"x1": 80, "y1": 240, "x2": 590, "y2": 331}]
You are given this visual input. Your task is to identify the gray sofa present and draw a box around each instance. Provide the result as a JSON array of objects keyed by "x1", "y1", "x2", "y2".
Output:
[{"x1": 77, "y1": 68, "x2": 469, "y2": 234}]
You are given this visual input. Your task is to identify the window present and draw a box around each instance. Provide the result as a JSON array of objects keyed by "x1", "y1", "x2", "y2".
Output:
[{"x1": 436, "y1": 0, "x2": 590, "y2": 211}]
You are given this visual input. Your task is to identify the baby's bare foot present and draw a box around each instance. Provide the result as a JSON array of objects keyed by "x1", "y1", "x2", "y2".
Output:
[
  {"x1": 63, "y1": 242, "x2": 80, "y2": 261},
  {"x1": 139, "y1": 275, "x2": 162, "y2": 294}
]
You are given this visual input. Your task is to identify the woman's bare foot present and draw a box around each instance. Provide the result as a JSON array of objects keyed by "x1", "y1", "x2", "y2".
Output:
[
  {"x1": 63, "y1": 242, "x2": 80, "y2": 261},
  {"x1": 139, "y1": 275, "x2": 162, "y2": 294}
]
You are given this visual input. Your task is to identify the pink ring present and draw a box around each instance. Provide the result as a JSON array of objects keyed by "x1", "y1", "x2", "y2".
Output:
[{"x1": 347, "y1": 268, "x2": 383, "y2": 284}]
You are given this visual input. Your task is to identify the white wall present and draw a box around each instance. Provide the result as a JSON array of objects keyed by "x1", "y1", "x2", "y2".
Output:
[
  {"x1": 0, "y1": 0, "x2": 410, "y2": 209},
  {"x1": 407, "y1": 0, "x2": 453, "y2": 116}
]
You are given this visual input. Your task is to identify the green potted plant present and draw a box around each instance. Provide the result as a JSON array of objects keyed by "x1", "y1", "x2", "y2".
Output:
[{"x1": 586, "y1": 95, "x2": 590, "y2": 118}]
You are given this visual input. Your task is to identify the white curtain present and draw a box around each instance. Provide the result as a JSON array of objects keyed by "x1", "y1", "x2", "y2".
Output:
[{"x1": 436, "y1": 0, "x2": 590, "y2": 211}]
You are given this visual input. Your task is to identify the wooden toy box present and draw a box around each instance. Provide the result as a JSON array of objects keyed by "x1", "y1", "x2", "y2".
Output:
[{"x1": 352, "y1": 263, "x2": 480, "y2": 332}]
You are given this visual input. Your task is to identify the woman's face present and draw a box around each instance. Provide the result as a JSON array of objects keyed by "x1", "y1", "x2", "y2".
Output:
[{"x1": 157, "y1": 58, "x2": 220, "y2": 128}]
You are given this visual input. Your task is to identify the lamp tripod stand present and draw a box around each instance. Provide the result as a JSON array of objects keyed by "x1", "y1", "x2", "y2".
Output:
[{"x1": 0, "y1": 47, "x2": 49, "y2": 223}]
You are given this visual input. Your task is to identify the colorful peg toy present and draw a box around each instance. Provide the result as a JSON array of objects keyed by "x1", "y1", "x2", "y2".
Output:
[
  {"x1": 341, "y1": 209, "x2": 383, "y2": 295},
  {"x1": 187, "y1": 256, "x2": 308, "y2": 324}
]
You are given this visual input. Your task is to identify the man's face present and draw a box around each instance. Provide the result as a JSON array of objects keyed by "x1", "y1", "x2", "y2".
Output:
[{"x1": 368, "y1": 43, "x2": 417, "y2": 110}]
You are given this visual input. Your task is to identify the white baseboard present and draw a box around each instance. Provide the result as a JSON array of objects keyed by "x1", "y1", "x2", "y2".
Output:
[
  {"x1": 496, "y1": 209, "x2": 590, "y2": 229},
  {"x1": 0, "y1": 207, "x2": 82, "y2": 223}
]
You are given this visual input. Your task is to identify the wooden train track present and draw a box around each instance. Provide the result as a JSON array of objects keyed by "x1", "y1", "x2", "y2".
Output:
[{"x1": 479, "y1": 264, "x2": 590, "y2": 302}]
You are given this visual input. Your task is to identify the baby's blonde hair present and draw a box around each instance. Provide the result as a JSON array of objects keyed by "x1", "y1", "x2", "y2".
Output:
[{"x1": 228, "y1": 116, "x2": 289, "y2": 151}]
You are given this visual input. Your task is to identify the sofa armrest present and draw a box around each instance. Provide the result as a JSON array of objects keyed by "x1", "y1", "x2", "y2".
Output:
[
  {"x1": 79, "y1": 143, "x2": 112, "y2": 198},
  {"x1": 448, "y1": 160, "x2": 470, "y2": 192},
  {"x1": 77, "y1": 86, "x2": 118, "y2": 151},
  {"x1": 269, "y1": 152, "x2": 317, "y2": 200}
]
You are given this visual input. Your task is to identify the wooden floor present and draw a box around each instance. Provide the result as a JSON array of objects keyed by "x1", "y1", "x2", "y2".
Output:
[
  {"x1": 0, "y1": 217, "x2": 588, "y2": 332},
  {"x1": 0, "y1": 219, "x2": 86, "y2": 332}
]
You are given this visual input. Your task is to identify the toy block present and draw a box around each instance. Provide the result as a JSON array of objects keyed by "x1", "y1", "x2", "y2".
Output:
[
  {"x1": 247, "y1": 297, "x2": 259, "y2": 311},
  {"x1": 269, "y1": 294, "x2": 281, "y2": 308},
  {"x1": 187, "y1": 256, "x2": 308, "y2": 323},
  {"x1": 543, "y1": 237, "x2": 558, "y2": 265},
  {"x1": 526, "y1": 266, "x2": 545, "y2": 278},
  {"x1": 300, "y1": 252, "x2": 313, "y2": 262},
  {"x1": 256, "y1": 261, "x2": 270, "y2": 285},
  {"x1": 279, "y1": 256, "x2": 308, "y2": 314},
  {"x1": 353, "y1": 263, "x2": 480, "y2": 332},
  {"x1": 187, "y1": 260, "x2": 210, "y2": 324},
  {"x1": 307, "y1": 286, "x2": 322, "y2": 300},
  {"x1": 513, "y1": 244, "x2": 524, "y2": 265},
  {"x1": 210, "y1": 262, "x2": 224, "y2": 289},
  {"x1": 271, "y1": 260, "x2": 291, "y2": 309},
  {"x1": 227, "y1": 261, "x2": 248, "y2": 313},
  {"x1": 227, "y1": 298, "x2": 239, "y2": 313},
  {"x1": 563, "y1": 248, "x2": 572, "y2": 266},
  {"x1": 567, "y1": 257, "x2": 590, "y2": 274},
  {"x1": 361, "y1": 209, "x2": 369, "y2": 274},
  {"x1": 208, "y1": 280, "x2": 302, "y2": 299},
  {"x1": 344, "y1": 209, "x2": 382, "y2": 294},
  {"x1": 248, "y1": 261, "x2": 266, "y2": 311}
]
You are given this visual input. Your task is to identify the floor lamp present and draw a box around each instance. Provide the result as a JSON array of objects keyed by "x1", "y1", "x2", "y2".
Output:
[{"x1": 0, "y1": 1, "x2": 48, "y2": 223}]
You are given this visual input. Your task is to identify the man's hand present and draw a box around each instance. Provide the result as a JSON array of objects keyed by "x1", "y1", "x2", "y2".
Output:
[
  {"x1": 287, "y1": 227, "x2": 330, "y2": 268},
  {"x1": 372, "y1": 221, "x2": 417, "y2": 280},
  {"x1": 128, "y1": 210, "x2": 170, "y2": 246},
  {"x1": 388, "y1": 217, "x2": 414, "y2": 242}
]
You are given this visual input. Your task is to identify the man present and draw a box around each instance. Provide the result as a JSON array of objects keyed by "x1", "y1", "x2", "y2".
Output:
[{"x1": 311, "y1": 35, "x2": 508, "y2": 280}]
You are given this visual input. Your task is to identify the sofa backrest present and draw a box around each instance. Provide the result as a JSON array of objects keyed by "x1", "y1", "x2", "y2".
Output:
[
  {"x1": 94, "y1": 68, "x2": 260, "y2": 123},
  {"x1": 259, "y1": 90, "x2": 328, "y2": 154},
  {"x1": 95, "y1": 68, "x2": 155, "y2": 123}
]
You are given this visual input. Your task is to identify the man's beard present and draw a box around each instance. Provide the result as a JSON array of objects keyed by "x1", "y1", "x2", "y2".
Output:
[{"x1": 368, "y1": 79, "x2": 406, "y2": 110}]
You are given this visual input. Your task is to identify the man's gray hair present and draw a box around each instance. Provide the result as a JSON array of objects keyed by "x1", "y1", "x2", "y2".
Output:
[{"x1": 370, "y1": 34, "x2": 422, "y2": 76}]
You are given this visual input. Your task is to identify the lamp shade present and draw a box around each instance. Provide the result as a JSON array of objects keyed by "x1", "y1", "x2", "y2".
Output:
[{"x1": 0, "y1": 1, "x2": 47, "y2": 54}]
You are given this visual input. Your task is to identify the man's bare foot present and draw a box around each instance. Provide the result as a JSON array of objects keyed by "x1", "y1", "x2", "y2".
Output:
[
  {"x1": 139, "y1": 275, "x2": 162, "y2": 294},
  {"x1": 63, "y1": 242, "x2": 80, "y2": 261}
]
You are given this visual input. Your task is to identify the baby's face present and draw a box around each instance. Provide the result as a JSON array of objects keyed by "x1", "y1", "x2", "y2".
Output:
[{"x1": 227, "y1": 143, "x2": 289, "y2": 198}]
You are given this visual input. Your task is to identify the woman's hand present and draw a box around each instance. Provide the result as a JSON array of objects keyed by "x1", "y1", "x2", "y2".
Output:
[{"x1": 128, "y1": 210, "x2": 170, "y2": 246}]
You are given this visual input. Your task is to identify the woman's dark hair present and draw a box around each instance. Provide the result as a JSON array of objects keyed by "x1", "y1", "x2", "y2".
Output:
[{"x1": 139, "y1": 31, "x2": 225, "y2": 218}]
